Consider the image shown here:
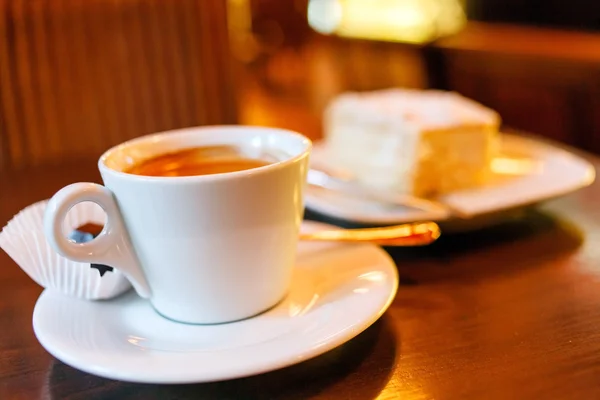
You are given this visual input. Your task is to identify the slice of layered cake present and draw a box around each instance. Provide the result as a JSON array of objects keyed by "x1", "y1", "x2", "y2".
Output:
[{"x1": 323, "y1": 88, "x2": 501, "y2": 198}]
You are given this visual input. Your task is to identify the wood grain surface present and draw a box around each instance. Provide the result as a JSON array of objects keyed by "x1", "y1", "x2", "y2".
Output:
[{"x1": 2, "y1": 133, "x2": 600, "y2": 399}]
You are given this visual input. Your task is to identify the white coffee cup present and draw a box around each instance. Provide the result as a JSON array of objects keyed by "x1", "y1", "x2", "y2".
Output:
[{"x1": 43, "y1": 126, "x2": 311, "y2": 324}]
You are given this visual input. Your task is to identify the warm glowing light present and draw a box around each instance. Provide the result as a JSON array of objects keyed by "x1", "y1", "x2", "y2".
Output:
[
  {"x1": 227, "y1": 0, "x2": 259, "y2": 62},
  {"x1": 308, "y1": 0, "x2": 343, "y2": 34},
  {"x1": 491, "y1": 157, "x2": 542, "y2": 176},
  {"x1": 308, "y1": 0, "x2": 467, "y2": 44},
  {"x1": 358, "y1": 271, "x2": 386, "y2": 282}
]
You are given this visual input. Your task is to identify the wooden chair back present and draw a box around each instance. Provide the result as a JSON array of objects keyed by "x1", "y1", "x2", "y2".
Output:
[{"x1": 0, "y1": 0, "x2": 237, "y2": 170}]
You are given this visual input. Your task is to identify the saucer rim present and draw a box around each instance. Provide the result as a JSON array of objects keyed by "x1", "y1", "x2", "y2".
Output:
[{"x1": 31, "y1": 222, "x2": 399, "y2": 384}]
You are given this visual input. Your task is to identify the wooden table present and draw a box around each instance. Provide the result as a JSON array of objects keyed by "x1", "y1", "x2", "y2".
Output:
[{"x1": 2, "y1": 141, "x2": 600, "y2": 399}]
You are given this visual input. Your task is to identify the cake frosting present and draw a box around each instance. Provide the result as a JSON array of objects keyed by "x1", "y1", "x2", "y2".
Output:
[{"x1": 324, "y1": 88, "x2": 501, "y2": 197}]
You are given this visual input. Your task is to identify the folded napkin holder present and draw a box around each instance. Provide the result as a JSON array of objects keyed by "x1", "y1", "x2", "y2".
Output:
[{"x1": 0, "y1": 200, "x2": 131, "y2": 300}]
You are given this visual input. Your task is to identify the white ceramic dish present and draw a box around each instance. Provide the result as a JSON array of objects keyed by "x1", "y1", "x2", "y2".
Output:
[
  {"x1": 306, "y1": 134, "x2": 595, "y2": 229},
  {"x1": 32, "y1": 221, "x2": 398, "y2": 384}
]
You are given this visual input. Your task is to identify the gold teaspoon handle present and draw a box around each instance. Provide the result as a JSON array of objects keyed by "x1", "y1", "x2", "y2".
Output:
[{"x1": 299, "y1": 222, "x2": 441, "y2": 247}]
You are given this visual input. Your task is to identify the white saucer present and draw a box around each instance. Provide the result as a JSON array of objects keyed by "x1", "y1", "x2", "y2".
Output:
[
  {"x1": 32, "y1": 221, "x2": 398, "y2": 384},
  {"x1": 306, "y1": 134, "x2": 595, "y2": 228}
]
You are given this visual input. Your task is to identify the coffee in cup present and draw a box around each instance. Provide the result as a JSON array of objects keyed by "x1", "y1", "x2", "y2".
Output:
[{"x1": 124, "y1": 145, "x2": 274, "y2": 177}]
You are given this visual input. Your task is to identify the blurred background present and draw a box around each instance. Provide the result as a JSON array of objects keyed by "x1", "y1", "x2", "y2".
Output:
[{"x1": 2, "y1": 0, "x2": 600, "y2": 171}]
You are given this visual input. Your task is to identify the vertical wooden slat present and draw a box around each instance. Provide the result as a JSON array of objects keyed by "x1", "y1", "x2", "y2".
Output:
[
  {"x1": 0, "y1": 1, "x2": 16, "y2": 168},
  {"x1": 170, "y1": 1, "x2": 196, "y2": 128},
  {"x1": 0, "y1": 0, "x2": 237, "y2": 171},
  {"x1": 196, "y1": 0, "x2": 221, "y2": 123},
  {"x1": 213, "y1": 0, "x2": 238, "y2": 124},
  {"x1": 145, "y1": 0, "x2": 173, "y2": 132},
  {"x1": 125, "y1": 0, "x2": 154, "y2": 136},
  {"x1": 49, "y1": 0, "x2": 73, "y2": 157},
  {"x1": 30, "y1": 1, "x2": 61, "y2": 161},
  {"x1": 159, "y1": 0, "x2": 189, "y2": 128},
  {"x1": 4, "y1": 1, "x2": 29, "y2": 167},
  {"x1": 110, "y1": 0, "x2": 140, "y2": 144},
  {"x1": 90, "y1": 0, "x2": 126, "y2": 149},
  {"x1": 18, "y1": 0, "x2": 46, "y2": 163},
  {"x1": 180, "y1": 0, "x2": 208, "y2": 126},
  {"x1": 69, "y1": 0, "x2": 105, "y2": 155}
]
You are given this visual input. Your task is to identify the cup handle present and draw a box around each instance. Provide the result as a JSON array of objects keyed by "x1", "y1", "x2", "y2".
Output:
[{"x1": 43, "y1": 182, "x2": 152, "y2": 299}]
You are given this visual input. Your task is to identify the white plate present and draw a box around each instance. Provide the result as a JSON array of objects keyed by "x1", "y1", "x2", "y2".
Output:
[
  {"x1": 32, "y1": 221, "x2": 398, "y2": 384},
  {"x1": 306, "y1": 134, "x2": 595, "y2": 227}
]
